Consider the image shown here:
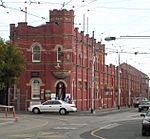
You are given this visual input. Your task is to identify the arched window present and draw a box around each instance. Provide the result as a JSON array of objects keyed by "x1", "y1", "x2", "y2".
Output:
[
  {"x1": 57, "y1": 47, "x2": 62, "y2": 62},
  {"x1": 32, "y1": 45, "x2": 41, "y2": 62},
  {"x1": 31, "y1": 79, "x2": 40, "y2": 99}
]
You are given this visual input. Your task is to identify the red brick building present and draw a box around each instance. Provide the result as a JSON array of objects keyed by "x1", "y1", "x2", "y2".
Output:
[
  {"x1": 103, "y1": 64, "x2": 116, "y2": 108},
  {"x1": 120, "y1": 63, "x2": 149, "y2": 106},
  {"x1": 10, "y1": 9, "x2": 106, "y2": 111},
  {"x1": 9, "y1": 9, "x2": 149, "y2": 111}
]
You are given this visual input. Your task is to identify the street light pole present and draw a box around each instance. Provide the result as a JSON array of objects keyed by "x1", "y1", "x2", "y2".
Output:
[
  {"x1": 117, "y1": 54, "x2": 121, "y2": 109},
  {"x1": 104, "y1": 37, "x2": 121, "y2": 109},
  {"x1": 91, "y1": 31, "x2": 95, "y2": 114},
  {"x1": 128, "y1": 73, "x2": 131, "y2": 107}
]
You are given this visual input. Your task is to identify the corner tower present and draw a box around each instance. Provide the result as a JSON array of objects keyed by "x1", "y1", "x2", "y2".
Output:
[{"x1": 49, "y1": 9, "x2": 74, "y2": 34}]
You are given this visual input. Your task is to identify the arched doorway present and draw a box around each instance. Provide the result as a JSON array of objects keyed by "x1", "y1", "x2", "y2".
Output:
[{"x1": 56, "y1": 82, "x2": 66, "y2": 100}]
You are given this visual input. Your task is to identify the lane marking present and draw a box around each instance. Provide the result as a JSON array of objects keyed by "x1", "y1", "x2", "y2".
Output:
[
  {"x1": 62, "y1": 123, "x2": 87, "y2": 126},
  {"x1": 54, "y1": 126, "x2": 77, "y2": 130},
  {"x1": 23, "y1": 118, "x2": 49, "y2": 131},
  {"x1": 38, "y1": 131, "x2": 63, "y2": 138},
  {"x1": 91, "y1": 127, "x2": 107, "y2": 139},
  {"x1": 91, "y1": 123, "x2": 121, "y2": 139},
  {"x1": 104, "y1": 123, "x2": 121, "y2": 129},
  {"x1": 54, "y1": 123, "x2": 87, "y2": 130}
]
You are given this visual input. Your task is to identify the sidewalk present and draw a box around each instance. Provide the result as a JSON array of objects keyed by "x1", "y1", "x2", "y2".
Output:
[
  {"x1": 0, "y1": 107, "x2": 135, "y2": 125},
  {"x1": 71, "y1": 106, "x2": 134, "y2": 116}
]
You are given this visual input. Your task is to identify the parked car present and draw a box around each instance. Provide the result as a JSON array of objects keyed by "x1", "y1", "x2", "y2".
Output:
[
  {"x1": 138, "y1": 100, "x2": 150, "y2": 112},
  {"x1": 133, "y1": 97, "x2": 147, "y2": 108},
  {"x1": 28, "y1": 100, "x2": 77, "y2": 115},
  {"x1": 141, "y1": 109, "x2": 150, "y2": 136}
]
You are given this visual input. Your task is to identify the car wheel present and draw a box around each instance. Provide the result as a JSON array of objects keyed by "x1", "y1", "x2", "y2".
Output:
[
  {"x1": 32, "y1": 108, "x2": 40, "y2": 114},
  {"x1": 59, "y1": 108, "x2": 67, "y2": 115}
]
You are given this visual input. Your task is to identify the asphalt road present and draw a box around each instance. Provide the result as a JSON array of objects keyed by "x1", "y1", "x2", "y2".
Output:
[
  {"x1": 0, "y1": 108, "x2": 149, "y2": 139},
  {"x1": 80, "y1": 119, "x2": 149, "y2": 139}
]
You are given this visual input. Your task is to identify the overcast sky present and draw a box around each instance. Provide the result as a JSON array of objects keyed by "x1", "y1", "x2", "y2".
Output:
[{"x1": 1, "y1": 0, "x2": 150, "y2": 77}]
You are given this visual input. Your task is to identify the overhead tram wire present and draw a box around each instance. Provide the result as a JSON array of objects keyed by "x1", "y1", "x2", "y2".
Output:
[
  {"x1": 0, "y1": 4, "x2": 47, "y2": 20},
  {"x1": 64, "y1": 0, "x2": 74, "y2": 6},
  {"x1": 0, "y1": 0, "x2": 6, "y2": 8},
  {"x1": 118, "y1": 35, "x2": 150, "y2": 40},
  {"x1": 60, "y1": 0, "x2": 74, "y2": 9},
  {"x1": 3, "y1": 1, "x2": 62, "y2": 5},
  {"x1": 76, "y1": 0, "x2": 98, "y2": 9},
  {"x1": 0, "y1": 0, "x2": 64, "y2": 20}
]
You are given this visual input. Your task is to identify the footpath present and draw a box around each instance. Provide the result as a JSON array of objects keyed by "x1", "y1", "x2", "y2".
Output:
[
  {"x1": 0, "y1": 107, "x2": 135, "y2": 125},
  {"x1": 73, "y1": 107, "x2": 135, "y2": 116}
]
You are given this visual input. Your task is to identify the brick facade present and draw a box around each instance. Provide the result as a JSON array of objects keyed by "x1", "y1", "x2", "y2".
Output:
[{"x1": 9, "y1": 9, "x2": 149, "y2": 111}]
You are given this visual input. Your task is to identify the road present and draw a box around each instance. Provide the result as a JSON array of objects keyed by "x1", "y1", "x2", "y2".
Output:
[
  {"x1": 0, "y1": 108, "x2": 148, "y2": 139},
  {"x1": 81, "y1": 119, "x2": 146, "y2": 139}
]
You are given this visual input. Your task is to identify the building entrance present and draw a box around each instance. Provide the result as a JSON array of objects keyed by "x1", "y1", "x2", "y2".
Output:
[{"x1": 56, "y1": 82, "x2": 66, "y2": 100}]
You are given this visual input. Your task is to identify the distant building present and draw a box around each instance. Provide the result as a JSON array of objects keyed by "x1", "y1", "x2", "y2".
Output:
[
  {"x1": 120, "y1": 63, "x2": 149, "y2": 106},
  {"x1": 9, "y1": 9, "x2": 149, "y2": 111}
]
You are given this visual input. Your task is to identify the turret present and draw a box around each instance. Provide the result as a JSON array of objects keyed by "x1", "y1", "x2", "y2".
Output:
[{"x1": 49, "y1": 9, "x2": 74, "y2": 34}]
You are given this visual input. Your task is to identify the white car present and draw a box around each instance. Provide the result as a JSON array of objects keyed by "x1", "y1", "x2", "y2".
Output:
[{"x1": 28, "y1": 100, "x2": 77, "y2": 115}]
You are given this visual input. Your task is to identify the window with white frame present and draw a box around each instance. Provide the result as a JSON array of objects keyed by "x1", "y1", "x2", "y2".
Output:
[
  {"x1": 32, "y1": 45, "x2": 41, "y2": 62},
  {"x1": 31, "y1": 79, "x2": 40, "y2": 99},
  {"x1": 57, "y1": 47, "x2": 62, "y2": 62}
]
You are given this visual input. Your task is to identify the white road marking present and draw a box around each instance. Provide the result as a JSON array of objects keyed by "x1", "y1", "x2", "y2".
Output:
[
  {"x1": 62, "y1": 123, "x2": 87, "y2": 126},
  {"x1": 91, "y1": 123, "x2": 121, "y2": 139},
  {"x1": 54, "y1": 126, "x2": 77, "y2": 129},
  {"x1": 54, "y1": 123, "x2": 87, "y2": 130},
  {"x1": 103, "y1": 123, "x2": 121, "y2": 129}
]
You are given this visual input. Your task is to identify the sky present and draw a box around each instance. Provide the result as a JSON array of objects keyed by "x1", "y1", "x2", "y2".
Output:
[{"x1": 1, "y1": 0, "x2": 150, "y2": 77}]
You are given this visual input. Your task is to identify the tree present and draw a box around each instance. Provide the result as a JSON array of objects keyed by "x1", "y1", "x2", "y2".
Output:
[{"x1": 0, "y1": 38, "x2": 26, "y2": 105}]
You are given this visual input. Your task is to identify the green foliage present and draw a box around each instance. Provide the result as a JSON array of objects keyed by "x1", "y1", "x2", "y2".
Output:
[{"x1": 0, "y1": 38, "x2": 26, "y2": 90}]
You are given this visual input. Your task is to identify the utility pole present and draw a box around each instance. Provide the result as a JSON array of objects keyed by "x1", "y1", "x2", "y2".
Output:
[
  {"x1": 91, "y1": 31, "x2": 95, "y2": 113},
  {"x1": 104, "y1": 37, "x2": 121, "y2": 109},
  {"x1": 117, "y1": 54, "x2": 121, "y2": 109},
  {"x1": 128, "y1": 73, "x2": 131, "y2": 107},
  {"x1": 87, "y1": 17, "x2": 89, "y2": 34},
  {"x1": 25, "y1": 7, "x2": 27, "y2": 22},
  {"x1": 83, "y1": 14, "x2": 85, "y2": 32}
]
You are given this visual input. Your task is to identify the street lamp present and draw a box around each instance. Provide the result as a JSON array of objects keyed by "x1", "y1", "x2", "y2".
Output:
[
  {"x1": 104, "y1": 36, "x2": 121, "y2": 109},
  {"x1": 91, "y1": 31, "x2": 95, "y2": 114},
  {"x1": 117, "y1": 54, "x2": 121, "y2": 109},
  {"x1": 104, "y1": 37, "x2": 116, "y2": 41}
]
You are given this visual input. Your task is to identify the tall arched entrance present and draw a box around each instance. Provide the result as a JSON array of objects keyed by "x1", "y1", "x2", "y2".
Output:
[{"x1": 56, "y1": 82, "x2": 66, "y2": 100}]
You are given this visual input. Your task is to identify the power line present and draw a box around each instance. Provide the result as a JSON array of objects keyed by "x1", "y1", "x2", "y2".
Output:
[
  {"x1": 0, "y1": 0, "x2": 6, "y2": 8},
  {"x1": 4, "y1": 1, "x2": 61, "y2": 5},
  {"x1": 84, "y1": 6, "x2": 150, "y2": 11},
  {"x1": 120, "y1": 35, "x2": 150, "y2": 38},
  {"x1": 0, "y1": 5, "x2": 48, "y2": 20},
  {"x1": 0, "y1": 1, "x2": 58, "y2": 20}
]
